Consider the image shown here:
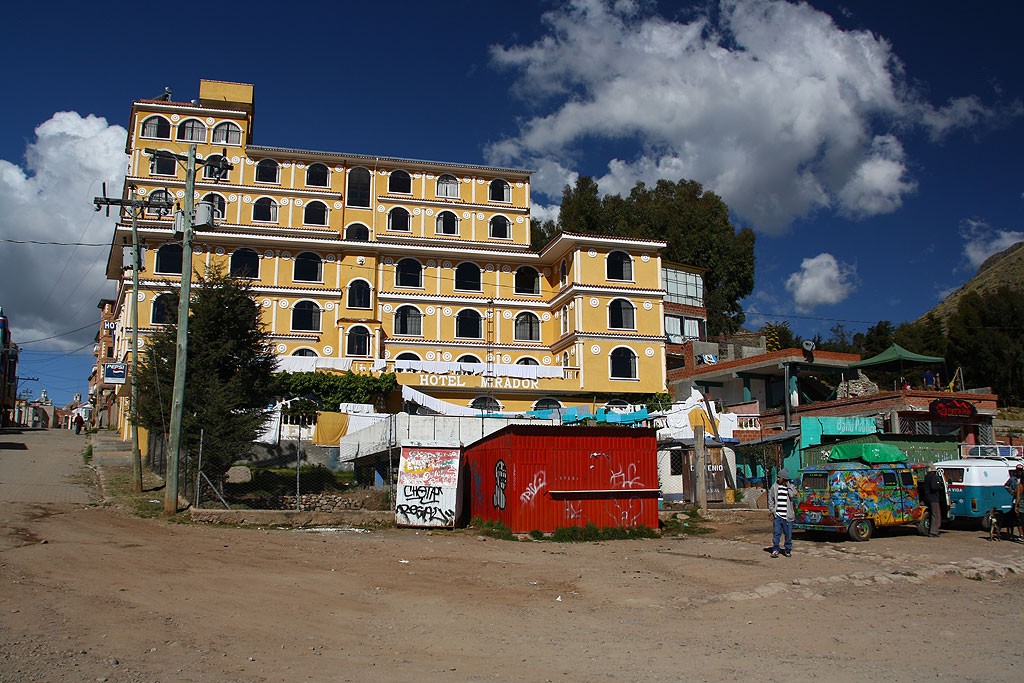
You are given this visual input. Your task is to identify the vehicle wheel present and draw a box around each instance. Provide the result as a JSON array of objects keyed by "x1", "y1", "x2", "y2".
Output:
[
  {"x1": 981, "y1": 511, "x2": 993, "y2": 531},
  {"x1": 917, "y1": 511, "x2": 932, "y2": 536},
  {"x1": 848, "y1": 519, "x2": 873, "y2": 542}
]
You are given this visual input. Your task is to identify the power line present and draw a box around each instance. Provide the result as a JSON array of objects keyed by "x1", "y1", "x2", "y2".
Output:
[
  {"x1": 0, "y1": 239, "x2": 107, "y2": 246},
  {"x1": 17, "y1": 321, "x2": 101, "y2": 345}
]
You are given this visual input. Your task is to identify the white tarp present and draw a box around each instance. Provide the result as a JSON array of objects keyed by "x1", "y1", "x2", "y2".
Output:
[{"x1": 401, "y1": 385, "x2": 479, "y2": 417}]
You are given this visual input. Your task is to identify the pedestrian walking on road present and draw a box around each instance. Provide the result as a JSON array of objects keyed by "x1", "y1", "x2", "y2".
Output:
[
  {"x1": 922, "y1": 464, "x2": 945, "y2": 537},
  {"x1": 769, "y1": 469, "x2": 797, "y2": 558},
  {"x1": 73, "y1": 415, "x2": 84, "y2": 435}
]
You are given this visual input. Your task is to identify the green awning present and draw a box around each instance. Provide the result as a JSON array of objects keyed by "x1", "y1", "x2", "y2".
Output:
[
  {"x1": 849, "y1": 343, "x2": 943, "y2": 369},
  {"x1": 828, "y1": 442, "x2": 908, "y2": 463}
]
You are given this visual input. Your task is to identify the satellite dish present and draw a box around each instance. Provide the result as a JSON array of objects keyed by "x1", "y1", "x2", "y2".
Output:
[{"x1": 802, "y1": 340, "x2": 816, "y2": 352}]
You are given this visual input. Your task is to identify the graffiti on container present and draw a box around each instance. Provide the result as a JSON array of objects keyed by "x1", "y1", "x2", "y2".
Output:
[
  {"x1": 402, "y1": 485, "x2": 443, "y2": 505},
  {"x1": 400, "y1": 448, "x2": 459, "y2": 487},
  {"x1": 396, "y1": 504, "x2": 454, "y2": 526},
  {"x1": 609, "y1": 463, "x2": 643, "y2": 489},
  {"x1": 564, "y1": 501, "x2": 584, "y2": 520},
  {"x1": 608, "y1": 497, "x2": 642, "y2": 526},
  {"x1": 520, "y1": 471, "x2": 547, "y2": 504},
  {"x1": 493, "y1": 459, "x2": 507, "y2": 510},
  {"x1": 589, "y1": 451, "x2": 609, "y2": 459}
]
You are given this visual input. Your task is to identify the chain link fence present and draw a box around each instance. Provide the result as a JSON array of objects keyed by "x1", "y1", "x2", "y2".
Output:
[{"x1": 147, "y1": 431, "x2": 394, "y2": 511}]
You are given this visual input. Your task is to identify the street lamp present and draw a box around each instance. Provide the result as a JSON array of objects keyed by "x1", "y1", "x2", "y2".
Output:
[{"x1": 143, "y1": 145, "x2": 232, "y2": 515}]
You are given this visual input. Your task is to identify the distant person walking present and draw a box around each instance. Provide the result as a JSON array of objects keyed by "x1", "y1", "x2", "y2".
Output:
[
  {"x1": 922, "y1": 464, "x2": 945, "y2": 537},
  {"x1": 73, "y1": 414, "x2": 84, "y2": 435},
  {"x1": 769, "y1": 469, "x2": 797, "y2": 558}
]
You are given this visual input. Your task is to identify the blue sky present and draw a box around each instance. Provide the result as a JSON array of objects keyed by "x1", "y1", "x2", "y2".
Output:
[{"x1": 1, "y1": 0, "x2": 1021, "y2": 407}]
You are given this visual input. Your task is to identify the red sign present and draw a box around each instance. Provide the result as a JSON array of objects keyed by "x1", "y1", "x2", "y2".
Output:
[{"x1": 929, "y1": 398, "x2": 976, "y2": 419}]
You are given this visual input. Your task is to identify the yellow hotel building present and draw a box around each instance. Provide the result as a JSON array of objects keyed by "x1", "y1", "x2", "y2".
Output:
[{"x1": 104, "y1": 80, "x2": 674, "y2": 418}]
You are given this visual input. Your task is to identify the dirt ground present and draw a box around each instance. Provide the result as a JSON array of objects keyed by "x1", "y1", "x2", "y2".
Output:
[{"x1": 2, "y1": 429, "x2": 1024, "y2": 682}]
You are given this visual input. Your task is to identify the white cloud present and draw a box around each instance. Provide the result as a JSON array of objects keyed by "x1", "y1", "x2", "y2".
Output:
[
  {"x1": 487, "y1": 0, "x2": 991, "y2": 233},
  {"x1": 958, "y1": 217, "x2": 1024, "y2": 270},
  {"x1": 784, "y1": 253, "x2": 858, "y2": 311},
  {"x1": 0, "y1": 112, "x2": 126, "y2": 351}
]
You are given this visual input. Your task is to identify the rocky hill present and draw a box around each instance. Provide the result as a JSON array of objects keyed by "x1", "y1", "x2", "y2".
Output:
[{"x1": 919, "y1": 241, "x2": 1024, "y2": 325}]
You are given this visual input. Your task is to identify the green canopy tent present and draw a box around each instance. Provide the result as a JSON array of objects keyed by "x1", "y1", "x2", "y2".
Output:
[
  {"x1": 849, "y1": 344, "x2": 944, "y2": 389},
  {"x1": 849, "y1": 344, "x2": 943, "y2": 368}
]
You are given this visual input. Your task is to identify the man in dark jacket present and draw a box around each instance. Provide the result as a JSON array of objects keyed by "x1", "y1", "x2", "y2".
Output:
[{"x1": 922, "y1": 465, "x2": 945, "y2": 537}]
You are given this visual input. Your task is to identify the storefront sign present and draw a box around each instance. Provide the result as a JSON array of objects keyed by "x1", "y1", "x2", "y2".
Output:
[
  {"x1": 103, "y1": 363, "x2": 128, "y2": 385},
  {"x1": 929, "y1": 398, "x2": 976, "y2": 419}
]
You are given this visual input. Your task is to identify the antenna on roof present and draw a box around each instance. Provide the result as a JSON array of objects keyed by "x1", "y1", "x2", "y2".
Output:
[{"x1": 157, "y1": 86, "x2": 172, "y2": 101}]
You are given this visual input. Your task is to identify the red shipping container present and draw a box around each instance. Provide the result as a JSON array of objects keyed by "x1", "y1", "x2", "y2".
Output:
[{"x1": 463, "y1": 425, "x2": 660, "y2": 533}]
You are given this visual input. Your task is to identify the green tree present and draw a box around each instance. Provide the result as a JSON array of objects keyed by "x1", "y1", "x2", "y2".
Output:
[
  {"x1": 862, "y1": 320, "x2": 896, "y2": 358},
  {"x1": 762, "y1": 321, "x2": 800, "y2": 352},
  {"x1": 275, "y1": 371, "x2": 398, "y2": 410},
  {"x1": 894, "y1": 313, "x2": 947, "y2": 359},
  {"x1": 135, "y1": 267, "x2": 278, "y2": 483},
  {"x1": 557, "y1": 177, "x2": 755, "y2": 336},
  {"x1": 946, "y1": 287, "x2": 1024, "y2": 404}
]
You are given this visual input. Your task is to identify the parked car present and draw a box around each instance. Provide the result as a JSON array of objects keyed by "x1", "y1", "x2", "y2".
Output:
[
  {"x1": 793, "y1": 443, "x2": 936, "y2": 541},
  {"x1": 932, "y1": 456, "x2": 1024, "y2": 529}
]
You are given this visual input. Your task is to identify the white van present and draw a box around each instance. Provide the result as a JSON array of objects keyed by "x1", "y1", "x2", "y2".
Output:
[{"x1": 932, "y1": 456, "x2": 1024, "y2": 528}]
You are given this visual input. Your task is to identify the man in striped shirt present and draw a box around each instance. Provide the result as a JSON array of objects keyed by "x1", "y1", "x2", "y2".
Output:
[{"x1": 769, "y1": 469, "x2": 798, "y2": 558}]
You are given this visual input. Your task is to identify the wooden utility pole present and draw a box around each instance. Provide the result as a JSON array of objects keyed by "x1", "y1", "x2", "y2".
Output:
[{"x1": 695, "y1": 424, "x2": 707, "y2": 513}]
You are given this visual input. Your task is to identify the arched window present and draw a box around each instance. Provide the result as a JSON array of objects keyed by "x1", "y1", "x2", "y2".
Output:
[
  {"x1": 436, "y1": 174, "x2": 459, "y2": 198},
  {"x1": 345, "y1": 223, "x2": 369, "y2": 241},
  {"x1": 388, "y1": 207, "x2": 410, "y2": 232},
  {"x1": 489, "y1": 179, "x2": 511, "y2": 202},
  {"x1": 607, "y1": 251, "x2": 633, "y2": 281},
  {"x1": 146, "y1": 190, "x2": 174, "y2": 216},
  {"x1": 255, "y1": 159, "x2": 279, "y2": 184},
  {"x1": 457, "y1": 354, "x2": 482, "y2": 364},
  {"x1": 155, "y1": 244, "x2": 182, "y2": 274},
  {"x1": 534, "y1": 398, "x2": 562, "y2": 411},
  {"x1": 560, "y1": 259, "x2": 568, "y2": 285},
  {"x1": 517, "y1": 357, "x2": 539, "y2": 366},
  {"x1": 561, "y1": 305, "x2": 569, "y2": 335},
  {"x1": 455, "y1": 309, "x2": 482, "y2": 339},
  {"x1": 394, "y1": 305, "x2": 422, "y2": 336},
  {"x1": 514, "y1": 312, "x2": 541, "y2": 341},
  {"x1": 253, "y1": 197, "x2": 278, "y2": 222},
  {"x1": 346, "y1": 325, "x2": 370, "y2": 356},
  {"x1": 306, "y1": 163, "x2": 329, "y2": 187},
  {"x1": 202, "y1": 155, "x2": 225, "y2": 180},
  {"x1": 201, "y1": 193, "x2": 226, "y2": 219},
  {"x1": 141, "y1": 116, "x2": 170, "y2": 139},
  {"x1": 389, "y1": 170, "x2": 411, "y2": 194},
  {"x1": 177, "y1": 119, "x2": 206, "y2": 142},
  {"x1": 610, "y1": 347, "x2": 637, "y2": 379},
  {"x1": 149, "y1": 151, "x2": 176, "y2": 176},
  {"x1": 212, "y1": 121, "x2": 242, "y2": 145},
  {"x1": 470, "y1": 397, "x2": 501, "y2": 413},
  {"x1": 609, "y1": 299, "x2": 635, "y2": 329},
  {"x1": 230, "y1": 248, "x2": 259, "y2": 278},
  {"x1": 292, "y1": 301, "x2": 322, "y2": 332},
  {"x1": 347, "y1": 280, "x2": 371, "y2": 309},
  {"x1": 152, "y1": 293, "x2": 175, "y2": 325},
  {"x1": 304, "y1": 200, "x2": 328, "y2": 226},
  {"x1": 514, "y1": 266, "x2": 540, "y2": 295},
  {"x1": 489, "y1": 215, "x2": 510, "y2": 239},
  {"x1": 562, "y1": 351, "x2": 570, "y2": 367},
  {"x1": 395, "y1": 259, "x2": 422, "y2": 288},
  {"x1": 454, "y1": 263, "x2": 481, "y2": 291},
  {"x1": 292, "y1": 348, "x2": 318, "y2": 357},
  {"x1": 436, "y1": 211, "x2": 459, "y2": 235},
  {"x1": 294, "y1": 252, "x2": 322, "y2": 283},
  {"x1": 347, "y1": 167, "x2": 371, "y2": 207},
  {"x1": 396, "y1": 352, "x2": 419, "y2": 361}
]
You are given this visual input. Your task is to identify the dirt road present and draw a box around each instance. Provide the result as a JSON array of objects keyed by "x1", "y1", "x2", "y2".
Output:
[{"x1": 2, "y1": 428, "x2": 1023, "y2": 682}]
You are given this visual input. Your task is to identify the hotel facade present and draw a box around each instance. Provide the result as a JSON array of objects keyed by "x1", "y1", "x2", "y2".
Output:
[{"x1": 103, "y1": 80, "x2": 698, "y2": 425}]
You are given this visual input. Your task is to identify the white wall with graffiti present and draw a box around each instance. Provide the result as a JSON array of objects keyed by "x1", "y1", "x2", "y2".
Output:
[{"x1": 395, "y1": 443, "x2": 461, "y2": 528}]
